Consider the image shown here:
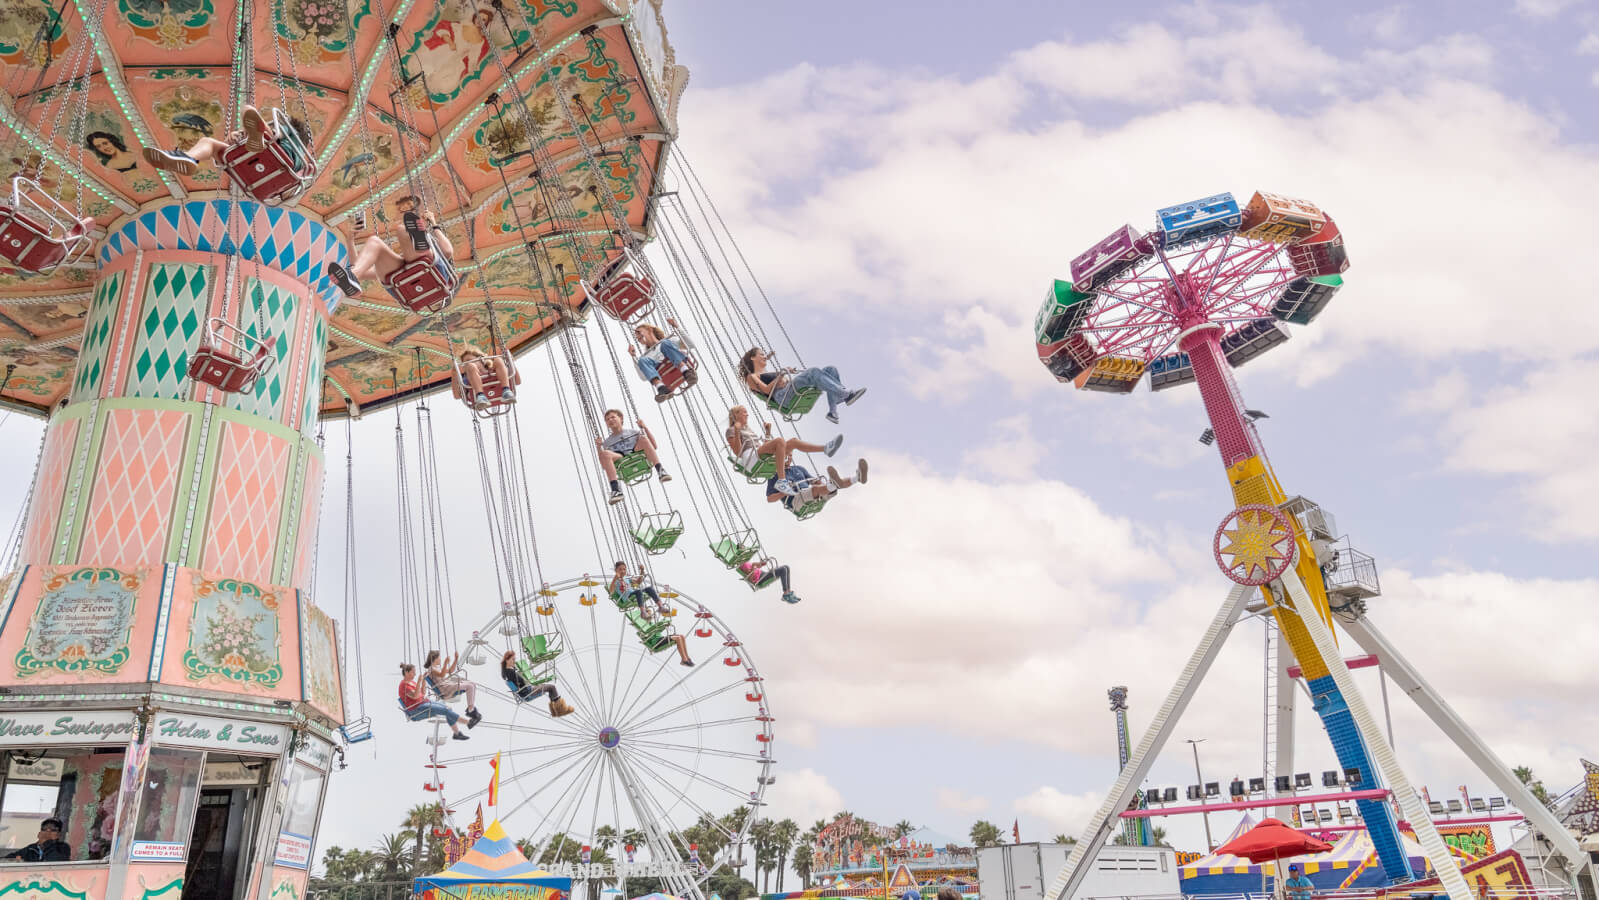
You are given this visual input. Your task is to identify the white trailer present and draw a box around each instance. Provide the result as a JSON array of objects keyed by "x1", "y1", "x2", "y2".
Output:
[{"x1": 978, "y1": 843, "x2": 1178, "y2": 900}]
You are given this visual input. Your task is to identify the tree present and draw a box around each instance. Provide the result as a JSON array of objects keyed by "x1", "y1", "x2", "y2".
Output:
[
  {"x1": 794, "y1": 826, "x2": 819, "y2": 889},
  {"x1": 1515, "y1": 764, "x2": 1555, "y2": 808},
  {"x1": 1053, "y1": 834, "x2": 1077, "y2": 845},
  {"x1": 751, "y1": 818, "x2": 777, "y2": 893},
  {"x1": 773, "y1": 818, "x2": 800, "y2": 892},
  {"x1": 894, "y1": 820, "x2": 915, "y2": 839},
  {"x1": 969, "y1": 820, "x2": 1003, "y2": 848},
  {"x1": 372, "y1": 833, "x2": 412, "y2": 879},
  {"x1": 402, "y1": 803, "x2": 444, "y2": 873}
]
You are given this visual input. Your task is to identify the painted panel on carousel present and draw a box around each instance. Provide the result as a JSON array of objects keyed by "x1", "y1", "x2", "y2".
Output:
[
  {"x1": 300, "y1": 603, "x2": 344, "y2": 724},
  {"x1": 1156, "y1": 192, "x2": 1241, "y2": 247},
  {"x1": 2, "y1": 566, "x2": 157, "y2": 685},
  {"x1": 0, "y1": 866, "x2": 112, "y2": 898},
  {"x1": 199, "y1": 421, "x2": 292, "y2": 586},
  {"x1": 75, "y1": 407, "x2": 189, "y2": 565},
  {"x1": 158, "y1": 571, "x2": 299, "y2": 700},
  {"x1": 126, "y1": 262, "x2": 212, "y2": 401},
  {"x1": 17, "y1": 419, "x2": 83, "y2": 566},
  {"x1": 125, "y1": 865, "x2": 184, "y2": 900}
]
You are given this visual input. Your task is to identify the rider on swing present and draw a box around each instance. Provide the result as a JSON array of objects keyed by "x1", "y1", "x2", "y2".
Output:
[
  {"x1": 325, "y1": 194, "x2": 455, "y2": 299},
  {"x1": 143, "y1": 105, "x2": 312, "y2": 177},
  {"x1": 500, "y1": 650, "x2": 574, "y2": 717}
]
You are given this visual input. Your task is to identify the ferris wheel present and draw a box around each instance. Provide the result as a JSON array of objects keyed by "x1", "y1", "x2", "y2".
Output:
[{"x1": 428, "y1": 576, "x2": 774, "y2": 900}]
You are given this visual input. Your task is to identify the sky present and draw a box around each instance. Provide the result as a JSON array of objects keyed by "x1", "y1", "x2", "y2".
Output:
[{"x1": 5, "y1": 0, "x2": 1599, "y2": 881}]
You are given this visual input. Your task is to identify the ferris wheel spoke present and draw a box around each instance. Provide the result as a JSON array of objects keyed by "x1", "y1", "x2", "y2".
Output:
[
  {"x1": 627, "y1": 715, "x2": 758, "y2": 739},
  {"x1": 626, "y1": 737, "x2": 768, "y2": 763},
  {"x1": 535, "y1": 747, "x2": 606, "y2": 864},
  {"x1": 551, "y1": 606, "x2": 606, "y2": 719},
  {"x1": 499, "y1": 744, "x2": 601, "y2": 823},
  {"x1": 617, "y1": 746, "x2": 742, "y2": 843},
  {"x1": 620, "y1": 741, "x2": 754, "y2": 804},
  {"x1": 610, "y1": 752, "x2": 700, "y2": 865},
  {"x1": 606, "y1": 611, "x2": 635, "y2": 724},
  {"x1": 618, "y1": 677, "x2": 742, "y2": 735},
  {"x1": 610, "y1": 644, "x2": 723, "y2": 728},
  {"x1": 586, "y1": 602, "x2": 611, "y2": 721}
]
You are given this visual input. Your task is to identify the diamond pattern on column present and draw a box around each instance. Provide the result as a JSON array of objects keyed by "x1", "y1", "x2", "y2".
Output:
[
  {"x1": 19, "y1": 421, "x2": 81, "y2": 566},
  {"x1": 203, "y1": 422, "x2": 290, "y2": 584},
  {"x1": 129, "y1": 263, "x2": 210, "y2": 399},
  {"x1": 300, "y1": 315, "x2": 326, "y2": 433},
  {"x1": 72, "y1": 271, "x2": 125, "y2": 402},
  {"x1": 290, "y1": 450, "x2": 323, "y2": 591},
  {"x1": 225, "y1": 279, "x2": 299, "y2": 422},
  {"x1": 77, "y1": 409, "x2": 188, "y2": 565}
]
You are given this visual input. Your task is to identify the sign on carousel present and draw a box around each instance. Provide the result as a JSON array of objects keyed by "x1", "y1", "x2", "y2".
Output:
[
  {"x1": 544, "y1": 862, "x2": 701, "y2": 878},
  {"x1": 152, "y1": 712, "x2": 288, "y2": 753},
  {"x1": 0, "y1": 710, "x2": 137, "y2": 745}
]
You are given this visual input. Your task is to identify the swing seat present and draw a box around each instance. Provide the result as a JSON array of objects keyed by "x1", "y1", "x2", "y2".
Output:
[
  {"x1": 398, "y1": 698, "x2": 450, "y2": 722},
  {"x1": 381, "y1": 240, "x2": 460, "y2": 314},
  {"x1": 710, "y1": 530, "x2": 760, "y2": 568},
  {"x1": 188, "y1": 317, "x2": 275, "y2": 393},
  {"x1": 631, "y1": 511, "x2": 684, "y2": 555},
  {"x1": 520, "y1": 633, "x2": 561, "y2": 667},
  {"x1": 217, "y1": 109, "x2": 318, "y2": 206},
  {"x1": 338, "y1": 717, "x2": 374, "y2": 744},
  {"x1": 765, "y1": 386, "x2": 821, "y2": 421},
  {"x1": 609, "y1": 590, "x2": 675, "y2": 651},
  {"x1": 655, "y1": 357, "x2": 696, "y2": 398},
  {"x1": 0, "y1": 178, "x2": 93, "y2": 274},
  {"x1": 614, "y1": 450, "x2": 655, "y2": 485},
  {"x1": 694, "y1": 624, "x2": 713, "y2": 638},
  {"x1": 729, "y1": 453, "x2": 777, "y2": 484},
  {"x1": 593, "y1": 272, "x2": 655, "y2": 323},
  {"x1": 453, "y1": 352, "x2": 520, "y2": 416},
  {"x1": 739, "y1": 559, "x2": 781, "y2": 591},
  {"x1": 787, "y1": 494, "x2": 829, "y2": 521}
]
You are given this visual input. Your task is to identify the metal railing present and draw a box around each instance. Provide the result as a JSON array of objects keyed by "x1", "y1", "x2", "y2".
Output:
[{"x1": 1083, "y1": 889, "x2": 1579, "y2": 900}]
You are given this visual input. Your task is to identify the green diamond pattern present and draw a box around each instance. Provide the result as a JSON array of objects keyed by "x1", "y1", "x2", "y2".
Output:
[
  {"x1": 129, "y1": 263, "x2": 209, "y2": 399},
  {"x1": 301, "y1": 315, "x2": 325, "y2": 432},
  {"x1": 72, "y1": 270, "x2": 124, "y2": 401},
  {"x1": 226, "y1": 279, "x2": 298, "y2": 421}
]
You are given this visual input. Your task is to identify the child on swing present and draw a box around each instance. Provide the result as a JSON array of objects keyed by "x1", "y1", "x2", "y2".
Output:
[
  {"x1": 326, "y1": 194, "x2": 455, "y2": 298},
  {"x1": 144, "y1": 106, "x2": 313, "y2": 176}
]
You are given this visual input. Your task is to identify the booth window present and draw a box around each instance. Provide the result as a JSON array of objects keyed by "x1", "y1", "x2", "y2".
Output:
[
  {"x1": 0, "y1": 747, "x2": 126, "y2": 862},
  {"x1": 133, "y1": 748, "x2": 204, "y2": 850},
  {"x1": 281, "y1": 762, "x2": 325, "y2": 838}
]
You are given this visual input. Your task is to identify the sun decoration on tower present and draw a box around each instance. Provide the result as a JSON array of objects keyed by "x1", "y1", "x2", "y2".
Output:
[{"x1": 1213, "y1": 504, "x2": 1298, "y2": 585}]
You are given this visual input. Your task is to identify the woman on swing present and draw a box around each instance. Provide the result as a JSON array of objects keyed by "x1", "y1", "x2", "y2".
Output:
[
  {"x1": 739, "y1": 348, "x2": 866, "y2": 424},
  {"x1": 144, "y1": 105, "x2": 313, "y2": 177},
  {"x1": 453, "y1": 344, "x2": 515, "y2": 409},
  {"x1": 627, "y1": 318, "x2": 696, "y2": 401},
  {"x1": 423, "y1": 648, "x2": 482, "y2": 728},
  {"x1": 726, "y1": 405, "x2": 841, "y2": 495},
  {"x1": 499, "y1": 650, "x2": 574, "y2": 717},
  {"x1": 325, "y1": 194, "x2": 455, "y2": 298}
]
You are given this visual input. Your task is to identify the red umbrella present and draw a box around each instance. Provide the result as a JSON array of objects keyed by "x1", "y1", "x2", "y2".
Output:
[{"x1": 1216, "y1": 818, "x2": 1332, "y2": 894}]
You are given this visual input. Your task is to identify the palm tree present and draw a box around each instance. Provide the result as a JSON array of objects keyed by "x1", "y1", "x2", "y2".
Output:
[
  {"x1": 894, "y1": 820, "x2": 915, "y2": 839},
  {"x1": 773, "y1": 818, "x2": 800, "y2": 892},
  {"x1": 750, "y1": 818, "x2": 776, "y2": 892},
  {"x1": 1053, "y1": 834, "x2": 1077, "y2": 845},
  {"x1": 1514, "y1": 764, "x2": 1554, "y2": 808},
  {"x1": 402, "y1": 803, "x2": 444, "y2": 872},
  {"x1": 794, "y1": 826, "x2": 819, "y2": 889},
  {"x1": 595, "y1": 825, "x2": 619, "y2": 854},
  {"x1": 373, "y1": 832, "x2": 412, "y2": 879},
  {"x1": 969, "y1": 820, "x2": 1003, "y2": 848}
]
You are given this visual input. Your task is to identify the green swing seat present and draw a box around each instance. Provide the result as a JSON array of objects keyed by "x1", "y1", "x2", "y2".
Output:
[
  {"x1": 710, "y1": 531, "x2": 760, "y2": 568},
  {"x1": 608, "y1": 588, "x2": 676, "y2": 653},
  {"x1": 789, "y1": 495, "x2": 828, "y2": 521},
  {"x1": 513, "y1": 634, "x2": 561, "y2": 687},
  {"x1": 631, "y1": 511, "x2": 684, "y2": 554},
  {"x1": 728, "y1": 453, "x2": 777, "y2": 484},
  {"x1": 614, "y1": 451, "x2": 654, "y2": 485},
  {"x1": 765, "y1": 386, "x2": 821, "y2": 421}
]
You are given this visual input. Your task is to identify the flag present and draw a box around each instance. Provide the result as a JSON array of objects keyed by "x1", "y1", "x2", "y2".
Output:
[
  {"x1": 1013, "y1": 820, "x2": 1020, "y2": 843},
  {"x1": 488, "y1": 753, "x2": 501, "y2": 807}
]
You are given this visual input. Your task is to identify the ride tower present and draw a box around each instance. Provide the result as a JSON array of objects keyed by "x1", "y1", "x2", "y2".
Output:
[{"x1": 1034, "y1": 191, "x2": 1598, "y2": 900}]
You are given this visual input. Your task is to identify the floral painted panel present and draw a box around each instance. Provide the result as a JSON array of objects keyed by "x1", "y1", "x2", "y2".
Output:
[
  {"x1": 182, "y1": 573, "x2": 284, "y2": 687},
  {"x1": 15, "y1": 567, "x2": 142, "y2": 677}
]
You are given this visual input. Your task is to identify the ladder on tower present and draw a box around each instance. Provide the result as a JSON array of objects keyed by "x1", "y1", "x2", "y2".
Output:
[{"x1": 1262, "y1": 617, "x2": 1280, "y2": 806}]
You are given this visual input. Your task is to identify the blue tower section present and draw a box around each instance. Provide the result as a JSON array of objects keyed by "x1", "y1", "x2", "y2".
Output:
[{"x1": 1306, "y1": 675, "x2": 1414, "y2": 882}]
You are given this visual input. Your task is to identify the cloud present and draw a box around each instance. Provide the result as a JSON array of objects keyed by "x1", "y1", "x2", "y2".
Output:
[
  {"x1": 960, "y1": 414, "x2": 1047, "y2": 479},
  {"x1": 937, "y1": 788, "x2": 990, "y2": 816},
  {"x1": 1514, "y1": 0, "x2": 1579, "y2": 17},
  {"x1": 1016, "y1": 786, "x2": 1104, "y2": 838},
  {"x1": 1579, "y1": 33, "x2": 1599, "y2": 55},
  {"x1": 764, "y1": 768, "x2": 845, "y2": 826}
]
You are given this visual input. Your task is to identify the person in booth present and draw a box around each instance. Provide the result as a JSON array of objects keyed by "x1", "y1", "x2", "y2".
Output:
[
  {"x1": 3, "y1": 817, "x2": 70, "y2": 862},
  {"x1": 499, "y1": 650, "x2": 574, "y2": 717},
  {"x1": 326, "y1": 194, "x2": 455, "y2": 298},
  {"x1": 397, "y1": 663, "x2": 469, "y2": 741},
  {"x1": 737, "y1": 558, "x2": 800, "y2": 605},
  {"x1": 143, "y1": 105, "x2": 312, "y2": 176},
  {"x1": 1283, "y1": 863, "x2": 1315, "y2": 900},
  {"x1": 627, "y1": 318, "x2": 696, "y2": 400}
]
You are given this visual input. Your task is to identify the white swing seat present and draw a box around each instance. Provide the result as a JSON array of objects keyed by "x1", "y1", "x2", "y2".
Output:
[
  {"x1": 218, "y1": 108, "x2": 318, "y2": 206},
  {"x1": 380, "y1": 233, "x2": 460, "y2": 314},
  {"x1": 338, "y1": 717, "x2": 373, "y2": 744},
  {"x1": 0, "y1": 177, "x2": 93, "y2": 274},
  {"x1": 188, "y1": 317, "x2": 275, "y2": 393}
]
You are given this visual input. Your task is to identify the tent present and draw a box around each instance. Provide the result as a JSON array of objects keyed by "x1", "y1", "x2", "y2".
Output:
[
  {"x1": 1181, "y1": 818, "x2": 1452, "y2": 895},
  {"x1": 416, "y1": 820, "x2": 571, "y2": 900}
]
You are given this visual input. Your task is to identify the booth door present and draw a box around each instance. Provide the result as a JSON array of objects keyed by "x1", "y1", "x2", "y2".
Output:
[{"x1": 182, "y1": 784, "x2": 262, "y2": 900}]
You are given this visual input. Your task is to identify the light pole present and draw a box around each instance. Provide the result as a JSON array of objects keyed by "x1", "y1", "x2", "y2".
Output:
[{"x1": 1187, "y1": 738, "x2": 1215, "y2": 851}]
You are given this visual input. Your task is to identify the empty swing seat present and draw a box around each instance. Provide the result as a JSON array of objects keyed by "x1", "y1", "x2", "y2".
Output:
[
  {"x1": 729, "y1": 453, "x2": 777, "y2": 484},
  {"x1": 632, "y1": 511, "x2": 685, "y2": 554},
  {"x1": 381, "y1": 239, "x2": 460, "y2": 314},
  {"x1": 593, "y1": 272, "x2": 655, "y2": 323},
  {"x1": 188, "y1": 317, "x2": 275, "y2": 393},
  {"x1": 217, "y1": 108, "x2": 318, "y2": 206},
  {"x1": 0, "y1": 178, "x2": 93, "y2": 274},
  {"x1": 338, "y1": 717, "x2": 374, "y2": 744},
  {"x1": 711, "y1": 531, "x2": 760, "y2": 568},
  {"x1": 614, "y1": 451, "x2": 655, "y2": 485},
  {"x1": 521, "y1": 633, "x2": 561, "y2": 667}
]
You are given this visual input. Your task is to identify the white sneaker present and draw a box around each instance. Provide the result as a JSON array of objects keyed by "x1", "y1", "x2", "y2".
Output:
[
  {"x1": 823, "y1": 435, "x2": 843, "y2": 457},
  {"x1": 771, "y1": 479, "x2": 798, "y2": 496}
]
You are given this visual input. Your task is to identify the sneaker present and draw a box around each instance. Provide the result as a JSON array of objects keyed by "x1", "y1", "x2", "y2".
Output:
[
  {"x1": 608, "y1": 488, "x2": 624, "y2": 505},
  {"x1": 475, "y1": 393, "x2": 490, "y2": 409},
  {"x1": 771, "y1": 479, "x2": 798, "y2": 496},
  {"x1": 242, "y1": 107, "x2": 268, "y2": 151},
  {"x1": 857, "y1": 458, "x2": 869, "y2": 484},
  {"x1": 403, "y1": 211, "x2": 431, "y2": 251},
  {"x1": 826, "y1": 465, "x2": 847, "y2": 489},
  {"x1": 142, "y1": 147, "x2": 198, "y2": 176},
  {"x1": 327, "y1": 262, "x2": 362, "y2": 298},
  {"x1": 683, "y1": 367, "x2": 699, "y2": 386},
  {"x1": 844, "y1": 388, "x2": 867, "y2": 406},
  {"x1": 681, "y1": 658, "x2": 694, "y2": 667},
  {"x1": 657, "y1": 467, "x2": 673, "y2": 483},
  {"x1": 823, "y1": 435, "x2": 843, "y2": 457},
  {"x1": 467, "y1": 708, "x2": 482, "y2": 728},
  {"x1": 655, "y1": 385, "x2": 672, "y2": 402},
  {"x1": 451, "y1": 732, "x2": 470, "y2": 741},
  {"x1": 825, "y1": 409, "x2": 840, "y2": 425},
  {"x1": 781, "y1": 591, "x2": 801, "y2": 605}
]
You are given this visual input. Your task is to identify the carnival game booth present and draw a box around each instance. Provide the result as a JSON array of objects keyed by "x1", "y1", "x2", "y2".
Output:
[
  {"x1": 415, "y1": 821, "x2": 570, "y2": 900},
  {"x1": 1179, "y1": 816, "x2": 1469, "y2": 895},
  {"x1": 0, "y1": 565, "x2": 349, "y2": 900}
]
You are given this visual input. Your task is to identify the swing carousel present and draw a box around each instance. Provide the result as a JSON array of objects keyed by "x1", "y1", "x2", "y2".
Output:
[{"x1": 0, "y1": 0, "x2": 854, "y2": 898}]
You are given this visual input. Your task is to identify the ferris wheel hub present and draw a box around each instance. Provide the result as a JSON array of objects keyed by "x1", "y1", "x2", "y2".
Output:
[{"x1": 598, "y1": 725, "x2": 622, "y2": 749}]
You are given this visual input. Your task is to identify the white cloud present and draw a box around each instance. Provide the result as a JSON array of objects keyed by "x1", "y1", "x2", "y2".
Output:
[
  {"x1": 960, "y1": 414, "x2": 1047, "y2": 479},
  {"x1": 1514, "y1": 0, "x2": 1579, "y2": 17},
  {"x1": 937, "y1": 787, "x2": 991, "y2": 815},
  {"x1": 1016, "y1": 786, "x2": 1103, "y2": 838},
  {"x1": 1578, "y1": 33, "x2": 1599, "y2": 54},
  {"x1": 764, "y1": 768, "x2": 845, "y2": 826}
]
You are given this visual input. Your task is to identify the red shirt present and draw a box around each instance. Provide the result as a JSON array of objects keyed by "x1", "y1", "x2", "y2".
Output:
[{"x1": 399, "y1": 678, "x2": 424, "y2": 710}]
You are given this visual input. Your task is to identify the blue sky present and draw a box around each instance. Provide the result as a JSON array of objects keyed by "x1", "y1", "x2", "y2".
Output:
[{"x1": 2, "y1": 0, "x2": 1596, "y2": 875}]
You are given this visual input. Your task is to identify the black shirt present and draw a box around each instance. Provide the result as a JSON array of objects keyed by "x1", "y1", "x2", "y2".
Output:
[
  {"x1": 6, "y1": 839, "x2": 70, "y2": 862},
  {"x1": 502, "y1": 663, "x2": 527, "y2": 691}
]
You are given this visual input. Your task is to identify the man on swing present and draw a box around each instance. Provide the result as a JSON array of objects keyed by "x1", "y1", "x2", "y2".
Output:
[{"x1": 326, "y1": 194, "x2": 455, "y2": 299}]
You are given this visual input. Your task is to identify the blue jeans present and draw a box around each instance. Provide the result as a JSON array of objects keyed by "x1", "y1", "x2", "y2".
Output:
[
  {"x1": 636, "y1": 340, "x2": 688, "y2": 381},
  {"x1": 777, "y1": 365, "x2": 848, "y2": 413},
  {"x1": 405, "y1": 701, "x2": 458, "y2": 726}
]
